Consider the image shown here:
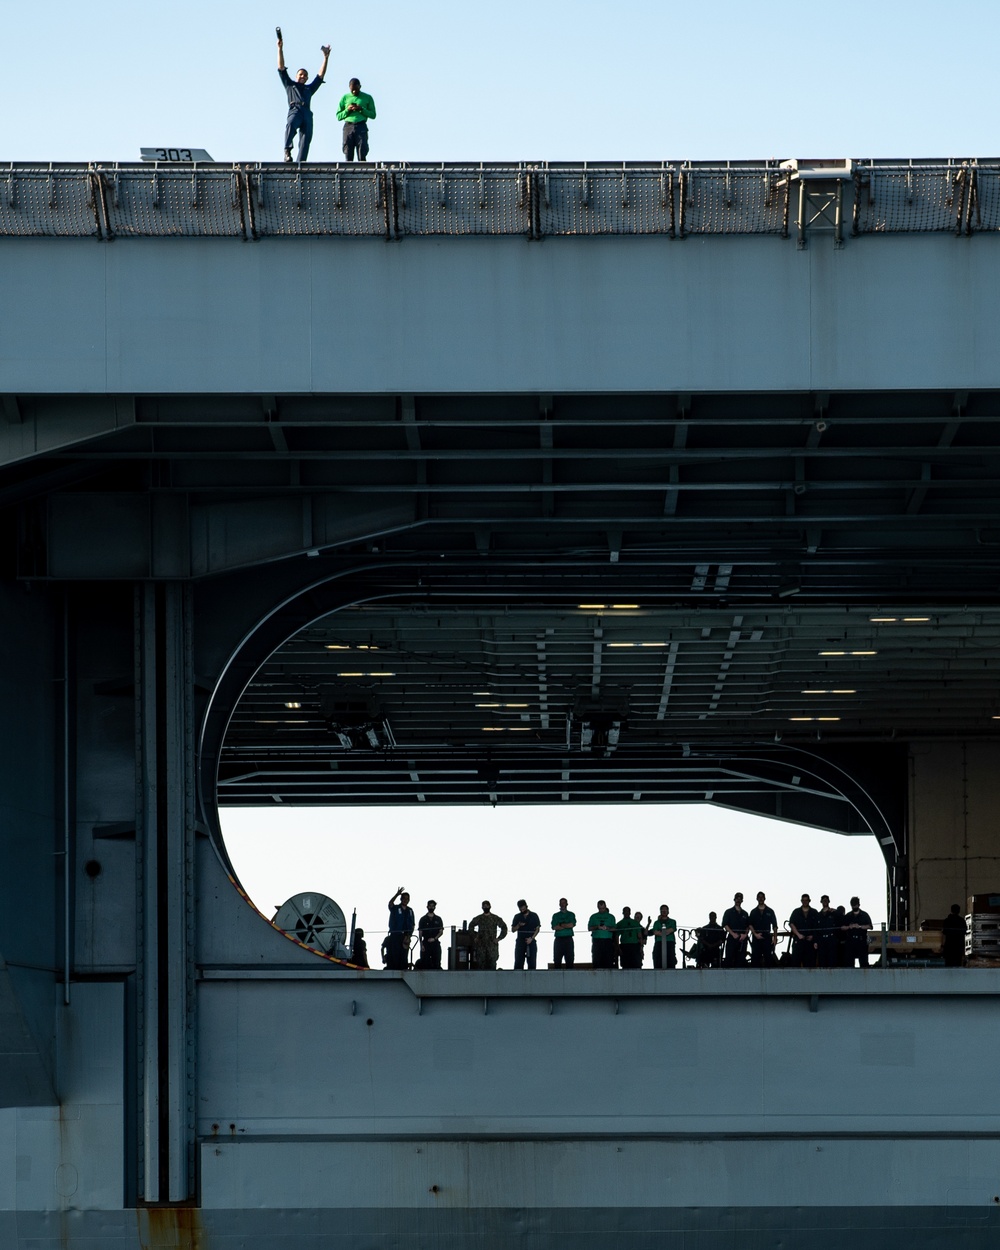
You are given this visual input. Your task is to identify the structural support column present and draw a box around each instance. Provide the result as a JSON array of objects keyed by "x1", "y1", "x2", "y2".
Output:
[
  {"x1": 135, "y1": 583, "x2": 195, "y2": 1203},
  {"x1": 909, "y1": 741, "x2": 1000, "y2": 923}
]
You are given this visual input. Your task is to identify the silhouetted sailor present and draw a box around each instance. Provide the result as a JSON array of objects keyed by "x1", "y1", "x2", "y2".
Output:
[
  {"x1": 418, "y1": 900, "x2": 444, "y2": 970},
  {"x1": 616, "y1": 906, "x2": 643, "y2": 969},
  {"x1": 815, "y1": 895, "x2": 839, "y2": 967},
  {"x1": 696, "y1": 913, "x2": 725, "y2": 968},
  {"x1": 589, "y1": 900, "x2": 617, "y2": 969},
  {"x1": 649, "y1": 904, "x2": 677, "y2": 969},
  {"x1": 551, "y1": 898, "x2": 576, "y2": 967},
  {"x1": 788, "y1": 894, "x2": 819, "y2": 968},
  {"x1": 722, "y1": 893, "x2": 750, "y2": 967},
  {"x1": 351, "y1": 928, "x2": 369, "y2": 968},
  {"x1": 469, "y1": 901, "x2": 508, "y2": 970},
  {"x1": 842, "y1": 896, "x2": 873, "y2": 967},
  {"x1": 511, "y1": 899, "x2": 541, "y2": 970},
  {"x1": 386, "y1": 886, "x2": 414, "y2": 970},
  {"x1": 941, "y1": 903, "x2": 966, "y2": 967},
  {"x1": 277, "y1": 33, "x2": 331, "y2": 162},
  {"x1": 749, "y1": 892, "x2": 778, "y2": 968}
]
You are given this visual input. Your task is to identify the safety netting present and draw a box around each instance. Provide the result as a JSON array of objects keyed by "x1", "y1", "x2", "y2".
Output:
[
  {"x1": 394, "y1": 166, "x2": 531, "y2": 236},
  {"x1": 851, "y1": 162, "x2": 997, "y2": 234},
  {"x1": 532, "y1": 165, "x2": 674, "y2": 236},
  {"x1": 0, "y1": 167, "x2": 103, "y2": 237},
  {"x1": 678, "y1": 165, "x2": 790, "y2": 235},
  {"x1": 3, "y1": 162, "x2": 1000, "y2": 240},
  {"x1": 247, "y1": 165, "x2": 390, "y2": 236},
  {"x1": 96, "y1": 167, "x2": 247, "y2": 237},
  {"x1": 961, "y1": 165, "x2": 1000, "y2": 233}
]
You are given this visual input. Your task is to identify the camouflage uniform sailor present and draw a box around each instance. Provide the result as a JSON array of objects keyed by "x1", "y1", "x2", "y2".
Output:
[{"x1": 469, "y1": 901, "x2": 509, "y2": 970}]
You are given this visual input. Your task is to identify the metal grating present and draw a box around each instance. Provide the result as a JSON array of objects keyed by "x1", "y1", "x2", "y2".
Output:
[
  {"x1": 247, "y1": 165, "x2": 389, "y2": 237},
  {"x1": 99, "y1": 168, "x2": 246, "y2": 238},
  {"x1": 679, "y1": 165, "x2": 790, "y2": 236},
  {"x1": 0, "y1": 167, "x2": 102, "y2": 237}
]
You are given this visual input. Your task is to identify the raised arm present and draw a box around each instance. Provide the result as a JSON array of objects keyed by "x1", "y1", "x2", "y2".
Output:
[
  {"x1": 319, "y1": 44, "x2": 331, "y2": 80},
  {"x1": 277, "y1": 35, "x2": 285, "y2": 72}
]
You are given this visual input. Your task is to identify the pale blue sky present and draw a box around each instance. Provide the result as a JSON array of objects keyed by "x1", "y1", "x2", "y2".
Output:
[{"x1": 3, "y1": 1, "x2": 999, "y2": 163}]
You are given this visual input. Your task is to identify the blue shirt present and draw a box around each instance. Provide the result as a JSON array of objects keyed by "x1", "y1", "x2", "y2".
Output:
[
  {"x1": 512, "y1": 910, "x2": 540, "y2": 938},
  {"x1": 279, "y1": 69, "x2": 324, "y2": 112},
  {"x1": 388, "y1": 904, "x2": 415, "y2": 935}
]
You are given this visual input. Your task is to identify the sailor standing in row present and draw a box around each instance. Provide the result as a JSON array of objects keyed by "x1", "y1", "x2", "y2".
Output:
[
  {"x1": 722, "y1": 893, "x2": 749, "y2": 967},
  {"x1": 386, "y1": 886, "x2": 414, "y2": 970},
  {"x1": 788, "y1": 894, "x2": 819, "y2": 967},
  {"x1": 511, "y1": 899, "x2": 542, "y2": 970},
  {"x1": 551, "y1": 898, "x2": 576, "y2": 967},
  {"x1": 749, "y1": 891, "x2": 779, "y2": 967}
]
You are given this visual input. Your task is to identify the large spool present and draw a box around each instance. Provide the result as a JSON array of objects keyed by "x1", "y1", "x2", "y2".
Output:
[{"x1": 273, "y1": 892, "x2": 350, "y2": 958}]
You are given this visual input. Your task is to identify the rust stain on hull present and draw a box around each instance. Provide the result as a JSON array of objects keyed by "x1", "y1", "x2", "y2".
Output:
[{"x1": 137, "y1": 1207, "x2": 207, "y2": 1250}]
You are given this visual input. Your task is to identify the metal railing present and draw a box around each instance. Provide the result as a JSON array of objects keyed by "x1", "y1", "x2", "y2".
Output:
[{"x1": 4, "y1": 160, "x2": 1000, "y2": 241}]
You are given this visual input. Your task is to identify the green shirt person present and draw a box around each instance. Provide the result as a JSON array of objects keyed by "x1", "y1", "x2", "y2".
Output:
[
  {"x1": 588, "y1": 900, "x2": 617, "y2": 970},
  {"x1": 649, "y1": 904, "x2": 678, "y2": 970},
  {"x1": 336, "y1": 78, "x2": 377, "y2": 162},
  {"x1": 552, "y1": 898, "x2": 576, "y2": 968},
  {"x1": 616, "y1": 906, "x2": 644, "y2": 969}
]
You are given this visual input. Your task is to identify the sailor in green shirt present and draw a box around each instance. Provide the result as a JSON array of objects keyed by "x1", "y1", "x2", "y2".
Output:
[
  {"x1": 336, "y1": 78, "x2": 377, "y2": 162},
  {"x1": 616, "y1": 906, "x2": 644, "y2": 969},
  {"x1": 551, "y1": 898, "x2": 576, "y2": 968},
  {"x1": 649, "y1": 904, "x2": 678, "y2": 969},
  {"x1": 588, "y1": 900, "x2": 617, "y2": 970}
]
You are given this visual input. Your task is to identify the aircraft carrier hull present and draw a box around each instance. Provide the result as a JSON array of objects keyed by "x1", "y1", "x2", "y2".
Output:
[{"x1": 3, "y1": 966, "x2": 998, "y2": 1248}]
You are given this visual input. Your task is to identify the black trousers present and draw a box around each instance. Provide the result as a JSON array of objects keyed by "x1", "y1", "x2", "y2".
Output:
[
  {"x1": 619, "y1": 943, "x2": 642, "y2": 970},
  {"x1": 553, "y1": 935, "x2": 575, "y2": 967},
  {"x1": 342, "y1": 121, "x2": 369, "y2": 161},
  {"x1": 386, "y1": 931, "x2": 408, "y2": 970},
  {"x1": 284, "y1": 108, "x2": 313, "y2": 161},
  {"x1": 724, "y1": 937, "x2": 748, "y2": 967},
  {"x1": 817, "y1": 933, "x2": 838, "y2": 967},
  {"x1": 592, "y1": 939, "x2": 614, "y2": 969},
  {"x1": 514, "y1": 935, "x2": 537, "y2": 970},
  {"x1": 698, "y1": 945, "x2": 722, "y2": 969},
  {"x1": 652, "y1": 942, "x2": 677, "y2": 969},
  {"x1": 420, "y1": 938, "x2": 442, "y2": 970},
  {"x1": 794, "y1": 939, "x2": 818, "y2": 968},
  {"x1": 750, "y1": 939, "x2": 774, "y2": 968}
]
